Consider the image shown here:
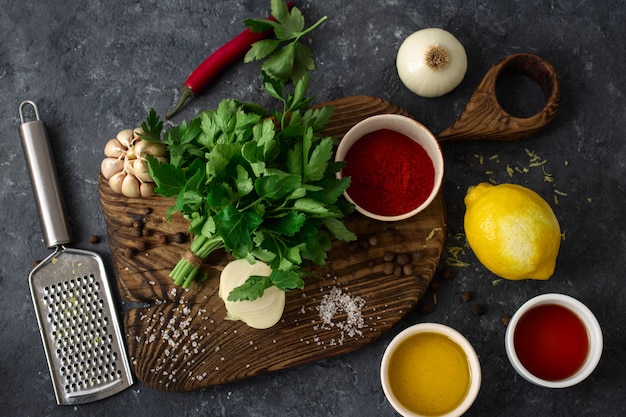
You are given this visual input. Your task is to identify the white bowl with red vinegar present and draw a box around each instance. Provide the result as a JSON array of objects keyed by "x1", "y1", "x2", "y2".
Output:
[
  {"x1": 505, "y1": 293, "x2": 603, "y2": 388},
  {"x1": 335, "y1": 114, "x2": 444, "y2": 221}
]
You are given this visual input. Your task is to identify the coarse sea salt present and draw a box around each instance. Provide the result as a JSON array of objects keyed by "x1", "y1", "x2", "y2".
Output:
[
  {"x1": 135, "y1": 296, "x2": 217, "y2": 384},
  {"x1": 316, "y1": 286, "x2": 366, "y2": 345}
]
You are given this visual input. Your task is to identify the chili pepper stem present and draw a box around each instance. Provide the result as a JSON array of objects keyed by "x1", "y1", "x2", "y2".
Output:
[{"x1": 165, "y1": 86, "x2": 195, "y2": 119}]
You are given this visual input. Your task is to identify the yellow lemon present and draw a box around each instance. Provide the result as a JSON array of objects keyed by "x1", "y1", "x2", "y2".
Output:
[{"x1": 464, "y1": 183, "x2": 561, "y2": 280}]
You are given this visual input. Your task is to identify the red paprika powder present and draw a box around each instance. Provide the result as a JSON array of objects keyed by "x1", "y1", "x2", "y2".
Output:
[{"x1": 343, "y1": 129, "x2": 435, "y2": 216}]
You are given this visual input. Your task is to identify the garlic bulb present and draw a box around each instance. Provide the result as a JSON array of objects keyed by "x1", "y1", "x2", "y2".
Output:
[
  {"x1": 218, "y1": 259, "x2": 286, "y2": 329},
  {"x1": 100, "y1": 127, "x2": 166, "y2": 198},
  {"x1": 396, "y1": 28, "x2": 467, "y2": 98}
]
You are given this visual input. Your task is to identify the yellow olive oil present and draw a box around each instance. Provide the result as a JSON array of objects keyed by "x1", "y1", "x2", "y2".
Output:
[{"x1": 387, "y1": 332, "x2": 471, "y2": 416}]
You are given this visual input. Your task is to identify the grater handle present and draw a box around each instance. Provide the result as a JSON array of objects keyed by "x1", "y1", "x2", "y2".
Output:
[{"x1": 19, "y1": 100, "x2": 72, "y2": 248}]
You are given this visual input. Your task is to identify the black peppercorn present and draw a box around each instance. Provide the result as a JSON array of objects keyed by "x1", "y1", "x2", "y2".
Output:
[
  {"x1": 440, "y1": 266, "x2": 455, "y2": 280},
  {"x1": 174, "y1": 232, "x2": 187, "y2": 243},
  {"x1": 383, "y1": 262, "x2": 395, "y2": 275},
  {"x1": 396, "y1": 253, "x2": 409, "y2": 266},
  {"x1": 471, "y1": 303, "x2": 486, "y2": 316}
]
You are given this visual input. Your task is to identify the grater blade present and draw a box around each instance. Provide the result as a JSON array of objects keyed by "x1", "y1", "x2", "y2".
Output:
[{"x1": 29, "y1": 247, "x2": 133, "y2": 405}]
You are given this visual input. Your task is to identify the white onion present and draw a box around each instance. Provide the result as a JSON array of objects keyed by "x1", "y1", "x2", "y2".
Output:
[
  {"x1": 218, "y1": 259, "x2": 286, "y2": 329},
  {"x1": 396, "y1": 28, "x2": 467, "y2": 98}
]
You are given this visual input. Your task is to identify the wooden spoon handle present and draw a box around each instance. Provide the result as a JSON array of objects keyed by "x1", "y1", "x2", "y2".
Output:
[{"x1": 437, "y1": 53, "x2": 560, "y2": 143}]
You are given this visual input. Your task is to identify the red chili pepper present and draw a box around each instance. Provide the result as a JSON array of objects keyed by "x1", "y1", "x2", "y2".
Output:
[{"x1": 165, "y1": 2, "x2": 295, "y2": 119}]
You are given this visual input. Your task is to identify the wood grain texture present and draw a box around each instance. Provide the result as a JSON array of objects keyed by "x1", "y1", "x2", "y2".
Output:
[
  {"x1": 99, "y1": 95, "x2": 446, "y2": 392},
  {"x1": 437, "y1": 53, "x2": 560, "y2": 143}
]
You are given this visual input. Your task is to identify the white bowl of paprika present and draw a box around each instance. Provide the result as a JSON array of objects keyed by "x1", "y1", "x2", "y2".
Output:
[{"x1": 336, "y1": 114, "x2": 444, "y2": 221}]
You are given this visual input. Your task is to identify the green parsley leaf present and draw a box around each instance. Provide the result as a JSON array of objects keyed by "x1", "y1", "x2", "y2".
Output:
[
  {"x1": 139, "y1": 108, "x2": 163, "y2": 142},
  {"x1": 268, "y1": 211, "x2": 307, "y2": 235},
  {"x1": 226, "y1": 275, "x2": 272, "y2": 301},
  {"x1": 304, "y1": 137, "x2": 333, "y2": 182},
  {"x1": 146, "y1": 155, "x2": 186, "y2": 197},
  {"x1": 235, "y1": 165, "x2": 254, "y2": 197},
  {"x1": 293, "y1": 198, "x2": 329, "y2": 215},
  {"x1": 269, "y1": 268, "x2": 304, "y2": 291},
  {"x1": 322, "y1": 217, "x2": 357, "y2": 241},
  {"x1": 244, "y1": 38, "x2": 281, "y2": 63},
  {"x1": 215, "y1": 205, "x2": 263, "y2": 258},
  {"x1": 255, "y1": 174, "x2": 301, "y2": 201}
]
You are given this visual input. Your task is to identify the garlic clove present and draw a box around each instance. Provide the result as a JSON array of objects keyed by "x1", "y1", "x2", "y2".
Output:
[
  {"x1": 133, "y1": 158, "x2": 153, "y2": 183},
  {"x1": 104, "y1": 138, "x2": 126, "y2": 158},
  {"x1": 100, "y1": 157, "x2": 124, "y2": 179},
  {"x1": 133, "y1": 139, "x2": 167, "y2": 157},
  {"x1": 132, "y1": 126, "x2": 145, "y2": 140},
  {"x1": 219, "y1": 259, "x2": 286, "y2": 329},
  {"x1": 108, "y1": 171, "x2": 126, "y2": 194},
  {"x1": 121, "y1": 173, "x2": 141, "y2": 198},
  {"x1": 116, "y1": 129, "x2": 134, "y2": 148},
  {"x1": 139, "y1": 182, "x2": 155, "y2": 197},
  {"x1": 123, "y1": 157, "x2": 136, "y2": 177}
]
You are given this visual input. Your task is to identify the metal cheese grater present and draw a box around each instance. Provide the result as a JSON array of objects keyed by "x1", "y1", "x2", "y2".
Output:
[{"x1": 19, "y1": 100, "x2": 133, "y2": 405}]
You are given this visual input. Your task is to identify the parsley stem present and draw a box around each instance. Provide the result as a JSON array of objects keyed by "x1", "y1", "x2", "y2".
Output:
[
  {"x1": 170, "y1": 235, "x2": 224, "y2": 288},
  {"x1": 294, "y1": 16, "x2": 328, "y2": 42}
]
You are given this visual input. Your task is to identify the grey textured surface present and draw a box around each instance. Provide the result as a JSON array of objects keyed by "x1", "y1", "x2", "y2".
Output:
[{"x1": 2, "y1": 0, "x2": 625, "y2": 416}]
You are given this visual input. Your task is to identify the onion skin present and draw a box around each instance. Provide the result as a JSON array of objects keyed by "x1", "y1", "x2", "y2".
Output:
[{"x1": 396, "y1": 28, "x2": 467, "y2": 98}]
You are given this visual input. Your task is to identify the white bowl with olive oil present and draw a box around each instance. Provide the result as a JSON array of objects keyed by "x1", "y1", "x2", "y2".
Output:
[{"x1": 380, "y1": 323, "x2": 481, "y2": 417}]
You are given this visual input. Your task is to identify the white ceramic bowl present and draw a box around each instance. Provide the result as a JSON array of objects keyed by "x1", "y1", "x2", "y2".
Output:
[
  {"x1": 505, "y1": 293, "x2": 603, "y2": 388},
  {"x1": 380, "y1": 323, "x2": 481, "y2": 417},
  {"x1": 335, "y1": 114, "x2": 444, "y2": 221}
]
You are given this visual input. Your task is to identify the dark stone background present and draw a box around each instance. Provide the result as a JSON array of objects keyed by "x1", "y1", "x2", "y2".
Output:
[{"x1": 1, "y1": 1, "x2": 624, "y2": 416}]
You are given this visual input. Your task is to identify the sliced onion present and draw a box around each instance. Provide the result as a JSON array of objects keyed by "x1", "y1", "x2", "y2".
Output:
[{"x1": 218, "y1": 259, "x2": 285, "y2": 329}]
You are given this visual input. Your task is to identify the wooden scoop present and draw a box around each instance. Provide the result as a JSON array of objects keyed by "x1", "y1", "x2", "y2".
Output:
[{"x1": 437, "y1": 53, "x2": 560, "y2": 142}]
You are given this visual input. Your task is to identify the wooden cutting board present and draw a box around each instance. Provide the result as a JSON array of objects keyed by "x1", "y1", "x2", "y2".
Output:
[{"x1": 99, "y1": 95, "x2": 447, "y2": 392}]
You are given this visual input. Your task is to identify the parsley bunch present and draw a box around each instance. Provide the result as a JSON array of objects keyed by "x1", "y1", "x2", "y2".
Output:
[{"x1": 144, "y1": 1, "x2": 355, "y2": 301}]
